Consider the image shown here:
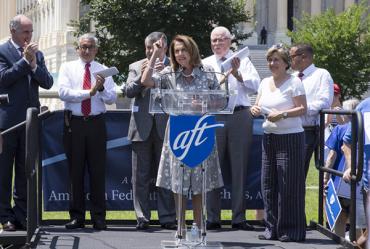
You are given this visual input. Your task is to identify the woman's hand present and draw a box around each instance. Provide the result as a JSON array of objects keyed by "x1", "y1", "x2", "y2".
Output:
[
  {"x1": 250, "y1": 105, "x2": 261, "y2": 116},
  {"x1": 152, "y1": 36, "x2": 165, "y2": 59},
  {"x1": 267, "y1": 110, "x2": 283, "y2": 122}
]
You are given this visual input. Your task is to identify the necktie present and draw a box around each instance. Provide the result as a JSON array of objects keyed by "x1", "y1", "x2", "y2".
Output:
[
  {"x1": 298, "y1": 72, "x2": 304, "y2": 80},
  {"x1": 81, "y1": 63, "x2": 91, "y2": 116},
  {"x1": 18, "y1": 47, "x2": 24, "y2": 57}
]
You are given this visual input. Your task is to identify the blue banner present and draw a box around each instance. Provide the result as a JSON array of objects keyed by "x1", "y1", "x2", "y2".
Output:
[{"x1": 42, "y1": 111, "x2": 263, "y2": 211}]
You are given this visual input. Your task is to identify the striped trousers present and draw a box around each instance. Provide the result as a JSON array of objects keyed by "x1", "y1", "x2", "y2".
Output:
[{"x1": 261, "y1": 132, "x2": 306, "y2": 241}]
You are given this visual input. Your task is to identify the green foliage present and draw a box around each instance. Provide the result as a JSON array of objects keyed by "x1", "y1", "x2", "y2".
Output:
[
  {"x1": 288, "y1": 1, "x2": 370, "y2": 100},
  {"x1": 77, "y1": 0, "x2": 252, "y2": 84}
]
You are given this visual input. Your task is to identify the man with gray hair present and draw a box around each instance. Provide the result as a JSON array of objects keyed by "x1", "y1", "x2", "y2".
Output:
[
  {"x1": 0, "y1": 14, "x2": 53, "y2": 231},
  {"x1": 58, "y1": 33, "x2": 117, "y2": 230},
  {"x1": 203, "y1": 26, "x2": 260, "y2": 230},
  {"x1": 122, "y1": 32, "x2": 176, "y2": 230}
]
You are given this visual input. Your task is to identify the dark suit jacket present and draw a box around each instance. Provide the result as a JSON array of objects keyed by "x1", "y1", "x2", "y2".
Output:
[
  {"x1": 0, "y1": 40, "x2": 53, "y2": 129},
  {"x1": 122, "y1": 58, "x2": 169, "y2": 142}
]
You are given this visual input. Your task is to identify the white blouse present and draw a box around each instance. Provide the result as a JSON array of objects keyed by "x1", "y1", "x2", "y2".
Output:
[{"x1": 258, "y1": 75, "x2": 305, "y2": 134}]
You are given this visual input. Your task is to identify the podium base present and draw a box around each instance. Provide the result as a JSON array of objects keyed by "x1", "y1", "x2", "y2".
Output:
[{"x1": 161, "y1": 240, "x2": 223, "y2": 249}]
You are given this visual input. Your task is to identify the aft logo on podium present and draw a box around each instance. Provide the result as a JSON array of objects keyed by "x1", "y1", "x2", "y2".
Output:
[{"x1": 169, "y1": 115, "x2": 224, "y2": 167}]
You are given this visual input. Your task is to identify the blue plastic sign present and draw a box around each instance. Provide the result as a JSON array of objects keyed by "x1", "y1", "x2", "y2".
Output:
[
  {"x1": 169, "y1": 115, "x2": 224, "y2": 168},
  {"x1": 325, "y1": 179, "x2": 342, "y2": 231}
]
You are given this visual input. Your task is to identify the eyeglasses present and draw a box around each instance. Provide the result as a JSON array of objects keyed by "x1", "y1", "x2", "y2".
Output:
[
  {"x1": 290, "y1": 53, "x2": 303, "y2": 59},
  {"x1": 211, "y1": 37, "x2": 230, "y2": 43},
  {"x1": 79, "y1": 45, "x2": 96, "y2": 51}
]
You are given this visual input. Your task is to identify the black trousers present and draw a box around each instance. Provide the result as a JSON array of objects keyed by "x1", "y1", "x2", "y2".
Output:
[
  {"x1": 0, "y1": 128, "x2": 27, "y2": 226},
  {"x1": 303, "y1": 126, "x2": 319, "y2": 179},
  {"x1": 261, "y1": 132, "x2": 306, "y2": 241},
  {"x1": 63, "y1": 115, "x2": 107, "y2": 222}
]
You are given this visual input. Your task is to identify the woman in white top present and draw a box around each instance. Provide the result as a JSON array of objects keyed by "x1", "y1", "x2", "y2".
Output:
[{"x1": 250, "y1": 44, "x2": 307, "y2": 242}]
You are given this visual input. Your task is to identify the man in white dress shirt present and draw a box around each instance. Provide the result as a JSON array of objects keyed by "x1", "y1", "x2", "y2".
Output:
[
  {"x1": 289, "y1": 43, "x2": 333, "y2": 178},
  {"x1": 58, "y1": 33, "x2": 117, "y2": 230},
  {"x1": 203, "y1": 26, "x2": 260, "y2": 230}
]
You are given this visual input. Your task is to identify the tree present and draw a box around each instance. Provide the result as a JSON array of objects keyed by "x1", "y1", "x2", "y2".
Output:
[
  {"x1": 288, "y1": 1, "x2": 370, "y2": 100},
  {"x1": 77, "y1": 0, "x2": 252, "y2": 83}
]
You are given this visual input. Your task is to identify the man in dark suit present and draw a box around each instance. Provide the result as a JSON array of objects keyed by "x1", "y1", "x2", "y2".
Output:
[
  {"x1": 0, "y1": 14, "x2": 53, "y2": 231},
  {"x1": 122, "y1": 32, "x2": 176, "y2": 230}
]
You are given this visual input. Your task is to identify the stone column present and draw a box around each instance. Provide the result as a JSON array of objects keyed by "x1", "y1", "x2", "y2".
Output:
[
  {"x1": 241, "y1": 0, "x2": 258, "y2": 46},
  {"x1": 272, "y1": 0, "x2": 290, "y2": 44},
  {"x1": 311, "y1": 0, "x2": 322, "y2": 15},
  {"x1": 0, "y1": 0, "x2": 16, "y2": 42}
]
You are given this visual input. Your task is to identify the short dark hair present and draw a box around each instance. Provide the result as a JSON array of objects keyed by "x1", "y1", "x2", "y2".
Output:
[
  {"x1": 145, "y1": 32, "x2": 167, "y2": 47},
  {"x1": 169, "y1": 35, "x2": 201, "y2": 71},
  {"x1": 292, "y1": 43, "x2": 314, "y2": 57}
]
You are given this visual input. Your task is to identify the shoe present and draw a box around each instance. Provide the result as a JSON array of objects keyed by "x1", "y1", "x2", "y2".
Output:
[
  {"x1": 65, "y1": 219, "x2": 85, "y2": 229},
  {"x1": 278, "y1": 235, "x2": 292, "y2": 242},
  {"x1": 93, "y1": 220, "x2": 107, "y2": 230},
  {"x1": 136, "y1": 220, "x2": 149, "y2": 230},
  {"x1": 258, "y1": 234, "x2": 276, "y2": 240},
  {"x1": 2, "y1": 221, "x2": 16, "y2": 232},
  {"x1": 232, "y1": 221, "x2": 254, "y2": 231},
  {"x1": 206, "y1": 222, "x2": 221, "y2": 230},
  {"x1": 161, "y1": 222, "x2": 177, "y2": 230}
]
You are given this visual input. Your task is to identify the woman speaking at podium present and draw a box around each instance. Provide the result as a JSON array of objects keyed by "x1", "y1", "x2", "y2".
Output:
[{"x1": 141, "y1": 34, "x2": 223, "y2": 233}]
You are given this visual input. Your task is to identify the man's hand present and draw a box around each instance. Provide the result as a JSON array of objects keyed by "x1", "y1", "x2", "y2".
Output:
[
  {"x1": 23, "y1": 42, "x2": 38, "y2": 69},
  {"x1": 230, "y1": 57, "x2": 242, "y2": 82},
  {"x1": 250, "y1": 105, "x2": 261, "y2": 117},
  {"x1": 90, "y1": 74, "x2": 105, "y2": 96},
  {"x1": 154, "y1": 59, "x2": 165, "y2": 72},
  {"x1": 343, "y1": 168, "x2": 352, "y2": 183}
]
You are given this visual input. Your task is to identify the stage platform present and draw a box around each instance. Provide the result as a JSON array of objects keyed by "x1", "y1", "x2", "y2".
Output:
[{"x1": 27, "y1": 224, "x2": 345, "y2": 249}]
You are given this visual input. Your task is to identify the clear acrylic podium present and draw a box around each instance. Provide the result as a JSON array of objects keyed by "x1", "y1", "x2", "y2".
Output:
[{"x1": 149, "y1": 88, "x2": 237, "y2": 249}]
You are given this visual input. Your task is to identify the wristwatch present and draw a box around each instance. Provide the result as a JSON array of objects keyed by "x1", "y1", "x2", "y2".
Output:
[{"x1": 282, "y1": 112, "x2": 288, "y2": 119}]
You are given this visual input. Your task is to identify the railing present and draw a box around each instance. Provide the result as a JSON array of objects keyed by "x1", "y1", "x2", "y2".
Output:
[
  {"x1": 314, "y1": 109, "x2": 364, "y2": 248},
  {"x1": 0, "y1": 108, "x2": 52, "y2": 247}
]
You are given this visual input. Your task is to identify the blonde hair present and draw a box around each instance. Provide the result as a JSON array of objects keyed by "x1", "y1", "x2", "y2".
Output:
[{"x1": 266, "y1": 44, "x2": 290, "y2": 70}]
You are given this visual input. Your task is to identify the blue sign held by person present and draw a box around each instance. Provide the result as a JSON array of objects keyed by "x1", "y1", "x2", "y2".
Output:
[
  {"x1": 169, "y1": 115, "x2": 224, "y2": 167},
  {"x1": 325, "y1": 179, "x2": 342, "y2": 231}
]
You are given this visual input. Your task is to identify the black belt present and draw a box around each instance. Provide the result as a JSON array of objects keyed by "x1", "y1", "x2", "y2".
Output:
[
  {"x1": 303, "y1": 125, "x2": 319, "y2": 131},
  {"x1": 72, "y1": 114, "x2": 103, "y2": 121},
  {"x1": 234, "y1": 106, "x2": 249, "y2": 112}
]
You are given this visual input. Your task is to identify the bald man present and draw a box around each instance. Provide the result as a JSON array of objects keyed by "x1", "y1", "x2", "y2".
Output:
[{"x1": 0, "y1": 14, "x2": 53, "y2": 231}]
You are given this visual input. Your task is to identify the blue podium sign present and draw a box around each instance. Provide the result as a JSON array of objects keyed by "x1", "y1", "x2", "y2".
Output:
[
  {"x1": 169, "y1": 115, "x2": 224, "y2": 167},
  {"x1": 325, "y1": 179, "x2": 342, "y2": 231}
]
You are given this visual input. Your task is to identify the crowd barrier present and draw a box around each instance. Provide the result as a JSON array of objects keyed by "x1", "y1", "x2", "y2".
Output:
[{"x1": 41, "y1": 110, "x2": 264, "y2": 212}]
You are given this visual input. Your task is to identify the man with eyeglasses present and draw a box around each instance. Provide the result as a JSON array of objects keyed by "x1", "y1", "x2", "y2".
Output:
[
  {"x1": 58, "y1": 33, "x2": 117, "y2": 230},
  {"x1": 289, "y1": 43, "x2": 333, "y2": 179},
  {"x1": 203, "y1": 26, "x2": 260, "y2": 231},
  {"x1": 121, "y1": 32, "x2": 176, "y2": 230}
]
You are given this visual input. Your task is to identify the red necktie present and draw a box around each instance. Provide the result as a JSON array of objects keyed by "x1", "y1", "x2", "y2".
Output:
[
  {"x1": 81, "y1": 63, "x2": 91, "y2": 116},
  {"x1": 298, "y1": 72, "x2": 304, "y2": 80}
]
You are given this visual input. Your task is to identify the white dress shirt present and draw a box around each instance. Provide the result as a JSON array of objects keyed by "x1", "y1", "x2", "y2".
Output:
[
  {"x1": 58, "y1": 59, "x2": 117, "y2": 116},
  {"x1": 202, "y1": 50, "x2": 260, "y2": 107},
  {"x1": 295, "y1": 64, "x2": 333, "y2": 126}
]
